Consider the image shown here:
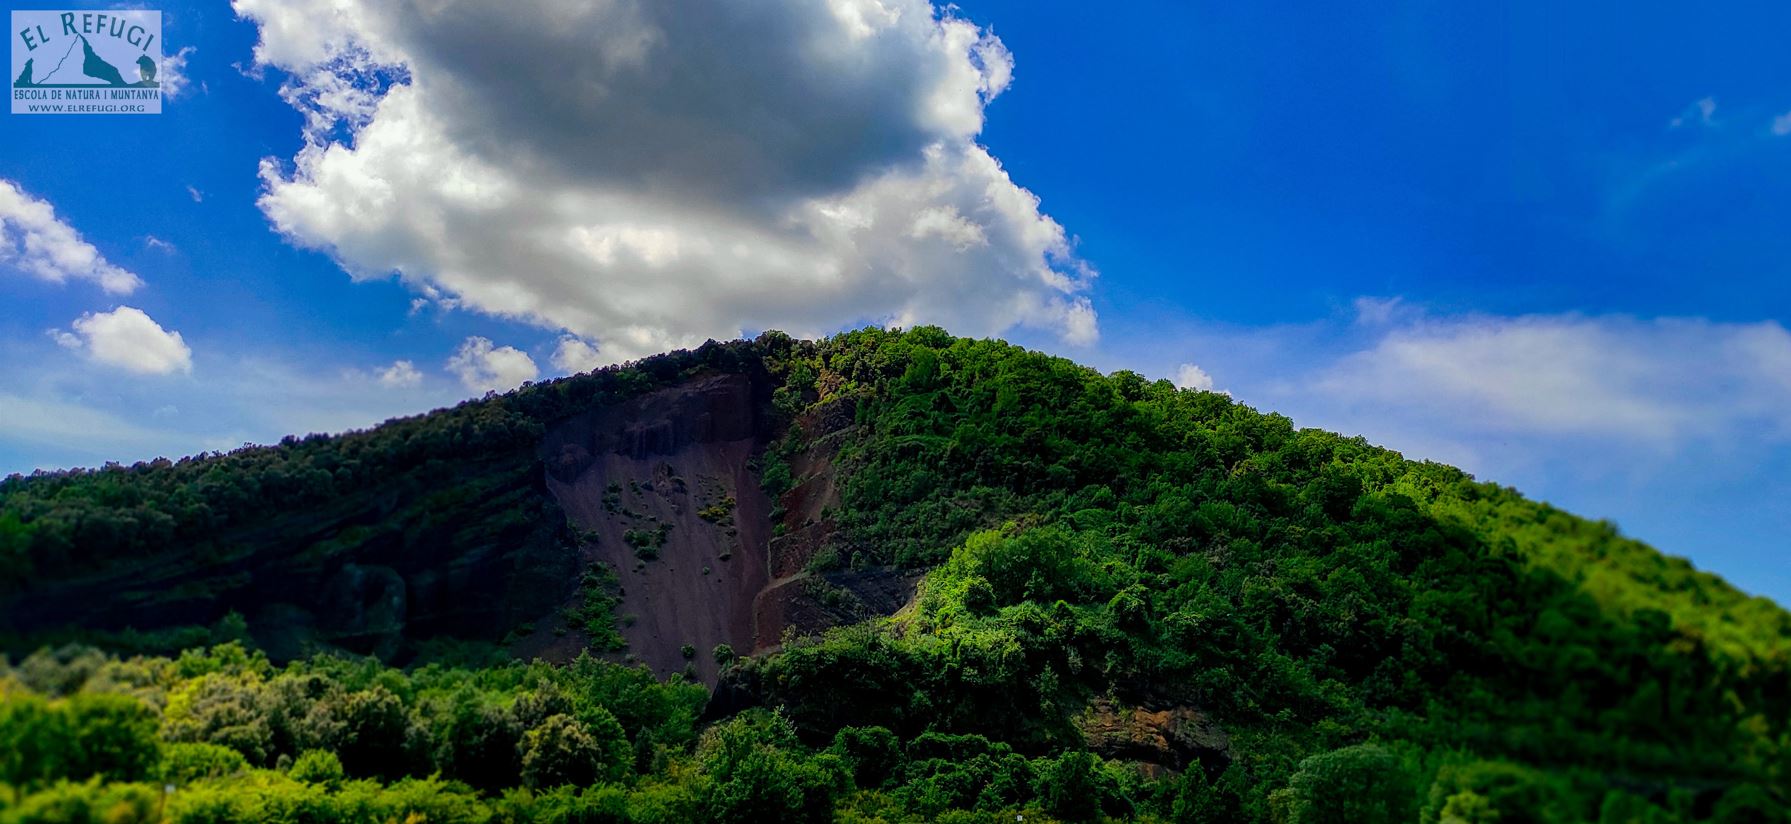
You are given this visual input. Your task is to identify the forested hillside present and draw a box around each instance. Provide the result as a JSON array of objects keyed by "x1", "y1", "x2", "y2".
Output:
[{"x1": 1, "y1": 328, "x2": 1786, "y2": 823}]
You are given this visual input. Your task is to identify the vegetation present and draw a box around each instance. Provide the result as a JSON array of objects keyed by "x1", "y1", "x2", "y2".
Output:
[
  {"x1": 566, "y1": 567, "x2": 625, "y2": 653},
  {"x1": 2, "y1": 328, "x2": 1788, "y2": 821}
]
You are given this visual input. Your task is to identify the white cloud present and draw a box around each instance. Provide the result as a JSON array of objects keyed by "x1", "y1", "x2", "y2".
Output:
[
  {"x1": 0, "y1": 179, "x2": 142, "y2": 294},
  {"x1": 1670, "y1": 96, "x2": 1717, "y2": 129},
  {"x1": 1312, "y1": 313, "x2": 1791, "y2": 446},
  {"x1": 551, "y1": 336, "x2": 607, "y2": 375},
  {"x1": 376, "y1": 359, "x2": 422, "y2": 388},
  {"x1": 909, "y1": 205, "x2": 988, "y2": 250},
  {"x1": 54, "y1": 306, "x2": 193, "y2": 375},
  {"x1": 0, "y1": 393, "x2": 188, "y2": 460},
  {"x1": 236, "y1": 0, "x2": 1096, "y2": 361},
  {"x1": 1773, "y1": 111, "x2": 1791, "y2": 137},
  {"x1": 447, "y1": 336, "x2": 538, "y2": 393},
  {"x1": 144, "y1": 235, "x2": 176, "y2": 252},
  {"x1": 186, "y1": 185, "x2": 204, "y2": 203},
  {"x1": 1173, "y1": 362, "x2": 1215, "y2": 392},
  {"x1": 0, "y1": 341, "x2": 474, "y2": 474},
  {"x1": 159, "y1": 45, "x2": 197, "y2": 99}
]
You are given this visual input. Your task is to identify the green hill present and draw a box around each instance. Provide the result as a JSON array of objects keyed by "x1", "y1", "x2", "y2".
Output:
[{"x1": 0, "y1": 328, "x2": 1785, "y2": 823}]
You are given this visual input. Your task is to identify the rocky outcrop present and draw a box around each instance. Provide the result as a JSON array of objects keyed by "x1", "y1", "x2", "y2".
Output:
[
  {"x1": 750, "y1": 394, "x2": 923, "y2": 651},
  {"x1": 1078, "y1": 698, "x2": 1231, "y2": 774}
]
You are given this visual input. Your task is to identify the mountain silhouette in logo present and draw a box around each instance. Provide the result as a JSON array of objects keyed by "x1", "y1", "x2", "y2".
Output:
[
  {"x1": 136, "y1": 55, "x2": 157, "y2": 86},
  {"x1": 79, "y1": 35, "x2": 128, "y2": 86},
  {"x1": 14, "y1": 59, "x2": 32, "y2": 87}
]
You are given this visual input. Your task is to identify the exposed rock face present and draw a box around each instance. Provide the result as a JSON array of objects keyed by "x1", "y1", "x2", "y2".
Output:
[
  {"x1": 752, "y1": 568, "x2": 922, "y2": 648},
  {"x1": 530, "y1": 374, "x2": 924, "y2": 680},
  {"x1": 535, "y1": 373, "x2": 776, "y2": 683},
  {"x1": 751, "y1": 395, "x2": 921, "y2": 650},
  {"x1": 532, "y1": 378, "x2": 920, "y2": 682},
  {"x1": 1078, "y1": 698, "x2": 1231, "y2": 774}
]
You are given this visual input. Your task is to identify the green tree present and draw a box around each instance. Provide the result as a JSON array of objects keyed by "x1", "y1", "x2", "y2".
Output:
[
  {"x1": 0, "y1": 690, "x2": 67, "y2": 791},
  {"x1": 1285, "y1": 745, "x2": 1417, "y2": 824},
  {"x1": 288, "y1": 749, "x2": 345, "y2": 786},
  {"x1": 1034, "y1": 751, "x2": 1106, "y2": 823},
  {"x1": 828, "y1": 726, "x2": 902, "y2": 790},
  {"x1": 63, "y1": 693, "x2": 158, "y2": 782},
  {"x1": 520, "y1": 714, "x2": 605, "y2": 789},
  {"x1": 1711, "y1": 784, "x2": 1790, "y2": 824},
  {"x1": 1422, "y1": 760, "x2": 1576, "y2": 824},
  {"x1": 698, "y1": 711, "x2": 848, "y2": 824},
  {"x1": 159, "y1": 742, "x2": 247, "y2": 784},
  {"x1": 334, "y1": 686, "x2": 413, "y2": 779}
]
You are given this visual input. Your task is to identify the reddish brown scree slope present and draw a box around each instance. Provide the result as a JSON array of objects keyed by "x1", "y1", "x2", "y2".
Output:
[{"x1": 536, "y1": 373, "x2": 773, "y2": 683}]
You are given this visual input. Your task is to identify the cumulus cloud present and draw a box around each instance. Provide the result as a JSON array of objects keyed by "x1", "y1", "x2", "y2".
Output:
[
  {"x1": 0, "y1": 179, "x2": 142, "y2": 294},
  {"x1": 551, "y1": 336, "x2": 606, "y2": 375},
  {"x1": 1173, "y1": 363, "x2": 1216, "y2": 392},
  {"x1": 377, "y1": 359, "x2": 422, "y2": 388},
  {"x1": 53, "y1": 306, "x2": 193, "y2": 375},
  {"x1": 1773, "y1": 111, "x2": 1791, "y2": 137},
  {"x1": 447, "y1": 337, "x2": 538, "y2": 393},
  {"x1": 236, "y1": 0, "x2": 1096, "y2": 361}
]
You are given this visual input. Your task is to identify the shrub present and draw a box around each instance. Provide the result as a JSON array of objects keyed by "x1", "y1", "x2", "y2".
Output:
[
  {"x1": 828, "y1": 726, "x2": 902, "y2": 789},
  {"x1": 1285, "y1": 744, "x2": 1417, "y2": 824},
  {"x1": 1422, "y1": 759, "x2": 1575, "y2": 824},
  {"x1": 289, "y1": 749, "x2": 345, "y2": 785},
  {"x1": 63, "y1": 692, "x2": 160, "y2": 783},
  {"x1": 520, "y1": 714, "x2": 606, "y2": 789},
  {"x1": 698, "y1": 711, "x2": 849, "y2": 824},
  {"x1": 161, "y1": 742, "x2": 248, "y2": 784}
]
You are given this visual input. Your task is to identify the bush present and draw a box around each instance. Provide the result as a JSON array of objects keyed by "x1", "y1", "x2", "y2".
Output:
[
  {"x1": 63, "y1": 693, "x2": 159, "y2": 782},
  {"x1": 1285, "y1": 744, "x2": 1417, "y2": 824},
  {"x1": 0, "y1": 690, "x2": 68, "y2": 790},
  {"x1": 698, "y1": 711, "x2": 849, "y2": 824},
  {"x1": 1712, "y1": 784, "x2": 1790, "y2": 824},
  {"x1": 1422, "y1": 759, "x2": 1576, "y2": 824},
  {"x1": 288, "y1": 749, "x2": 345, "y2": 785},
  {"x1": 518, "y1": 708, "x2": 629, "y2": 790},
  {"x1": 828, "y1": 726, "x2": 902, "y2": 790},
  {"x1": 7, "y1": 778, "x2": 159, "y2": 824},
  {"x1": 161, "y1": 742, "x2": 248, "y2": 784},
  {"x1": 1034, "y1": 751, "x2": 1106, "y2": 823}
]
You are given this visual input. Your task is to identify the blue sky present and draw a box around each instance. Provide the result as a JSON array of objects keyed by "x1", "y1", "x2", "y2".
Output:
[{"x1": 2, "y1": 1, "x2": 1787, "y2": 604}]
